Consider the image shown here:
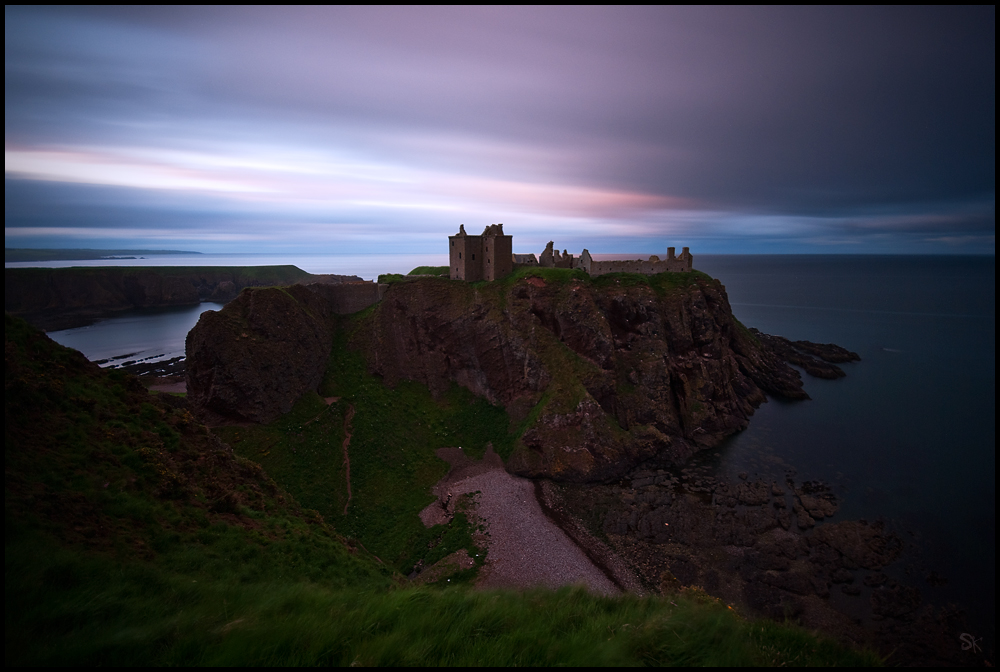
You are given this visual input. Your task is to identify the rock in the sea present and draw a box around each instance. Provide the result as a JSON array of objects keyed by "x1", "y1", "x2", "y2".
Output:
[
  {"x1": 748, "y1": 329, "x2": 860, "y2": 379},
  {"x1": 831, "y1": 567, "x2": 854, "y2": 584},
  {"x1": 812, "y1": 520, "x2": 902, "y2": 570},
  {"x1": 871, "y1": 580, "x2": 921, "y2": 618},
  {"x1": 864, "y1": 572, "x2": 888, "y2": 587},
  {"x1": 736, "y1": 480, "x2": 772, "y2": 506},
  {"x1": 798, "y1": 493, "x2": 838, "y2": 520},
  {"x1": 794, "y1": 503, "x2": 815, "y2": 529}
]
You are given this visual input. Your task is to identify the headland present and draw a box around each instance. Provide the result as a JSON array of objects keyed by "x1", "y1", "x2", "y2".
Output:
[{"x1": 5, "y1": 233, "x2": 984, "y2": 665}]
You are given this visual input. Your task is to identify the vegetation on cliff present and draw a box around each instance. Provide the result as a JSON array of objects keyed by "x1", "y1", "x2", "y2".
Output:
[
  {"x1": 346, "y1": 268, "x2": 816, "y2": 481},
  {"x1": 213, "y1": 325, "x2": 514, "y2": 576},
  {"x1": 6, "y1": 313, "x2": 877, "y2": 665},
  {"x1": 408, "y1": 265, "x2": 450, "y2": 276},
  {"x1": 186, "y1": 267, "x2": 855, "y2": 483}
]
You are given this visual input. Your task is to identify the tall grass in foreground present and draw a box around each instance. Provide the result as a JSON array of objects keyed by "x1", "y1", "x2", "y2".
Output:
[
  {"x1": 5, "y1": 311, "x2": 881, "y2": 667},
  {"x1": 6, "y1": 532, "x2": 878, "y2": 666}
]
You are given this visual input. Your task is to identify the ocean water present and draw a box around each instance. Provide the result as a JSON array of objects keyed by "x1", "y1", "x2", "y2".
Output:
[
  {"x1": 36, "y1": 253, "x2": 995, "y2": 638},
  {"x1": 695, "y1": 255, "x2": 995, "y2": 640},
  {"x1": 47, "y1": 302, "x2": 226, "y2": 366}
]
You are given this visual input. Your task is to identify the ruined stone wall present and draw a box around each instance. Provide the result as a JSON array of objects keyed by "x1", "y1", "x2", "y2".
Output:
[
  {"x1": 586, "y1": 258, "x2": 691, "y2": 276},
  {"x1": 539, "y1": 241, "x2": 576, "y2": 269},
  {"x1": 449, "y1": 227, "x2": 697, "y2": 282},
  {"x1": 576, "y1": 247, "x2": 693, "y2": 277}
]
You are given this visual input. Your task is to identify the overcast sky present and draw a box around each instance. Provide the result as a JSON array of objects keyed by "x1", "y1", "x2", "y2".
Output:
[{"x1": 5, "y1": 6, "x2": 995, "y2": 255}]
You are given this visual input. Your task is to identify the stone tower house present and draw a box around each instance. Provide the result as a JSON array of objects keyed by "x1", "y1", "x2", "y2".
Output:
[{"x1": 449, "y1": 223, "x2": 513, "y2": 281}]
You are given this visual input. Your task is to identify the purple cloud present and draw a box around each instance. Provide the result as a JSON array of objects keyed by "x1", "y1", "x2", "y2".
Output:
[{"x1": 5, "y1": 6, "x2": 994, "y2": 254}]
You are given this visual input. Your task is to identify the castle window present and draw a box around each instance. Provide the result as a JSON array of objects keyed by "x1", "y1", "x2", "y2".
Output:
[
  {"x1": 459, "y1": 253, "x2": 462, "y2": 259},
  {"x1": 472, "y1": 254, "x2": 475, "y2": 260}
]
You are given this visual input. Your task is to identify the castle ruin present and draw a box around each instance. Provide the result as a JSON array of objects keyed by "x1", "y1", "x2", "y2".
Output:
[
  {"x1": 449, "y1": 225, "x2": 692, "y2": 281},
  {"x1": 574, "y1": 246, "x2": 692, "y2": 276},
  {"x1": 449, "y1": 223, "x2": 513, "y2": 281}
]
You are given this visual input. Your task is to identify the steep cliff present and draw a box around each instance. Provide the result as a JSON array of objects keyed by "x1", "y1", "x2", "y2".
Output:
[
  {"x1": 352, "y1": 271, "x2": 824, "y2": 481},
  {"x1": 187, "y1": 269, "x2": 856, "y2": 481},
  {"x1": 185, "y1": 281, "x2": 389, "y2": 424},
  {"x1": 186, "y1": 284, "x2": 335, "y2": 424}
]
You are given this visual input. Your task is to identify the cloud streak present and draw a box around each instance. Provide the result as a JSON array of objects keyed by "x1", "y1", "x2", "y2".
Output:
[{"x1": 5, "y1": 6, "x2": 994, "y2": 255}]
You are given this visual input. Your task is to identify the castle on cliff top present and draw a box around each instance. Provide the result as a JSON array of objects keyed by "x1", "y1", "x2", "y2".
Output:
[
  {"x1": 448, "y1": 224, "x2": 513, "y2": 281},
  {"x1": 449, "y1": 224, "x2": 692, "y2": 281}
]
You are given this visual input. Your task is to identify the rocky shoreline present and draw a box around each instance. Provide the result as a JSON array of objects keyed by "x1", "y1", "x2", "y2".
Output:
[
  {"x1": 543, "y1": 460, "x2": 981, "y2": 666},
  {"x1": 406, "y1": 438, "x2": 984, "y2": 665}
]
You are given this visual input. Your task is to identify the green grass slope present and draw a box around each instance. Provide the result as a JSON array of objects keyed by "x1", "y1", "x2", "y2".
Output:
[
  {"x1": 213, "y1": 325, "x2": 512, "y2": 575},
  {"x1": 5, "y1": 313, "x2": 878, "y2": 666},
  {"x1": 408, "y1": 265, "x2": 450, "y2": 276}
]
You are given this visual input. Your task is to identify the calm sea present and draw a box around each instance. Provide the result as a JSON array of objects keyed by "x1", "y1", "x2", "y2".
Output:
[
  {"x1": 30, "y1": 253, "x2": 995, "y2": 638},
  {"x1": 696, "y1": 254, "x2": 995, "y2": 641},
  {"x1": 44, "y1": 302, "x2": 225, "y2": 366}
]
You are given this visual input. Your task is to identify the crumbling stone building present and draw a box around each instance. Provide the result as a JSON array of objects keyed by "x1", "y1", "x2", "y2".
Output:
[
  {"x1": 449, "y1": 226, "x2": 692, "y2": 281},
  {"x1": 574, "y1": 247, "x2": 692, "y2": 275},
  {"x1": 449, "y1": 223, "x2": 513, "y2": 281}
]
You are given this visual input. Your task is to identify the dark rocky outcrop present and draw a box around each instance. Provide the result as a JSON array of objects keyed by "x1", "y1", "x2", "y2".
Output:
[
  {"x1": 185, "y1": 281, "x2": 387, "y2": 424},
  {"x1": 748, "y1": 329, "x2": 860, "y2": 379},
  {"x1": 350, "y1": 273, "x2": 848, "y2": 481},
  {"x1": 811, "y1": 520, "x2": 902, "y2": 570},
  {"x1": 549, "y1": 465, "x2": 971, "y2": 667},
  {"x1": 355, "y1": 274, "x2": 852, "y2": 481},
  {"x1": 185, "y1": 271, "x2": 857, "y2": 481},
  {"x1": 186, "y1": 285, "x2": 335, "y2": 424}
]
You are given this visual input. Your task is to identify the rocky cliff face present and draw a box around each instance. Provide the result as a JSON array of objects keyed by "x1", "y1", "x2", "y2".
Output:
[
  {"x1": 353, "y1": 273, "x2": 825, "y2": 481},
  {"x1": 186, "y1": 271, "x2": 857, "y2": 481},
  {"x1": 186, "y1": 285, "x2": 335, "y2": 424}
]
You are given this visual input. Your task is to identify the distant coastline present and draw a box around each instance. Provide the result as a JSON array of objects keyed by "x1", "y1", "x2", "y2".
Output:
[
  {"x1": 4, "y1": 264, "x2": 341, "y2": 331},
  {"x1": 5, "y1": 248, "x2": 203, "y2": 263}
]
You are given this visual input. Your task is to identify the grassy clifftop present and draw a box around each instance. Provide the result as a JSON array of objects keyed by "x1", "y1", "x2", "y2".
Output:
[{"x1": 5, "y1": 313, "x2": 877, "y2": 665}]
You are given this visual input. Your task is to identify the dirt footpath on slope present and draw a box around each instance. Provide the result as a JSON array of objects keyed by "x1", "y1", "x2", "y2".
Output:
[{"x1": 420, "y1": 445, "x2": 631, "y2": 595}]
